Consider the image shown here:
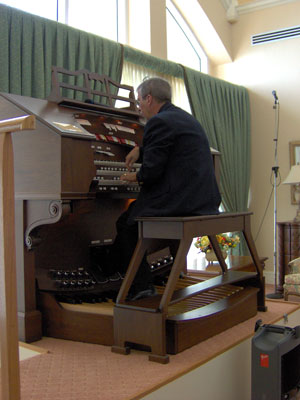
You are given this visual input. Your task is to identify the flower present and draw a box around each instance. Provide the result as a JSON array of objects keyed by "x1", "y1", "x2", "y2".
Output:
[{"x1": 194, "y1": 233, "x2": 240, "y2": 253}]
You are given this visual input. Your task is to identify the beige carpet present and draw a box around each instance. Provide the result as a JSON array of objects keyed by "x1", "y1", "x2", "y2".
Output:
[{"x1": 14, "y1": 299, "x2": 299, "y2": 400}]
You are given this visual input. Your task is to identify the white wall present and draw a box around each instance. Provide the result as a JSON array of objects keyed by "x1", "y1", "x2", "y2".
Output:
[
  {"x1": 140, "y1": 306, "x2": 300, "y2": 400},
  {"x1": 213, "y1": 1, "x2": 300, "y2": 279}
]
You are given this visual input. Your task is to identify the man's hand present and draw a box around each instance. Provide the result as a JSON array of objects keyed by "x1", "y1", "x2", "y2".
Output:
[
  {"x1": 120, "y1": 172, "x2": 137, "y2": 182},
  {"x1": 125, "y1": 146, "x2": 140, "y2": 170}
]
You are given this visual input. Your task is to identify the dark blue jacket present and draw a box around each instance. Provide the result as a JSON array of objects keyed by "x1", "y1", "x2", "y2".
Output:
[{"x1": 128, "y1": 102, "x2": 221, "y2": 224}]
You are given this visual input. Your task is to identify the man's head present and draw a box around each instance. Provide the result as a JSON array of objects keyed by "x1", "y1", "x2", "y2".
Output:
[{"x1": 136, "y1": 77, "x2": 172, "y2": 120}]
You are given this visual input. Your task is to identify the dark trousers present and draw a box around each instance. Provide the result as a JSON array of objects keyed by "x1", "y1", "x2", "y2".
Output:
[{"x1": 109, "y1": 205, "x2": 153, "y2": 292}]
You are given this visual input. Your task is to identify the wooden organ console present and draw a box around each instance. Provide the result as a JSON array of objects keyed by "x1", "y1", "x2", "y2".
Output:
[{"x1": 0, "y1": 67, "x2": 265, "y2": 358}]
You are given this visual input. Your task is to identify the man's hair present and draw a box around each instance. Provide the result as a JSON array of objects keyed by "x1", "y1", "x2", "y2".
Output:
[{"x1": 137, "y1": 77, "x2": 172, "y2": 103}]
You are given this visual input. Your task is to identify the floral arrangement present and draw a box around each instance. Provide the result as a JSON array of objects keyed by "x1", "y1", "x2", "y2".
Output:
[{"x1": 194, "y1": 233, "x2": 240, "y2": 254}]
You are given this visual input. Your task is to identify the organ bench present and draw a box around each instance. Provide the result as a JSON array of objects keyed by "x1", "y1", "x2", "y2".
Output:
[{"x1": 112, "y1": 212, "x2": 266, "y2": 363}]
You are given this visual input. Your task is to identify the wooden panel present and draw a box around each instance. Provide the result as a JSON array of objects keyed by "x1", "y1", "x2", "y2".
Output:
[
  {"x1": 166, "y1": 286, "x2": 258, "y2": 354},
  {"x1": 61, "y1": 137, "x2": 95, "y2": 195},
  {"x1": 39, "y1": 292, "x2": 114, "y2": 345},
  {"x1": 142, "y1": 221, "x2": 183, "y2": 239}
]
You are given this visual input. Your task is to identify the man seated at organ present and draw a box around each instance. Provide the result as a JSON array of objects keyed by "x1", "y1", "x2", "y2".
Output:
[{"x1": 104, "y1": 77, "x2": 221, "y2": 300}]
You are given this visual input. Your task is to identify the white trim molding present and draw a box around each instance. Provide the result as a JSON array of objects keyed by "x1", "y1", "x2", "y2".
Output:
[{"x1": 220, "y1": 0, "x2": 299, "y2": 23}]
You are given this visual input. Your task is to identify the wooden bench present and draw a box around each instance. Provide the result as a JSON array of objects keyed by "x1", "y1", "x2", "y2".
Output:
[{"x1": 112, "y1": 212, "x2": 266, "y2": 363}]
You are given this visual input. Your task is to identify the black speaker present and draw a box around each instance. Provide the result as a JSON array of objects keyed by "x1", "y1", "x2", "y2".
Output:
[{"x1": 252, "y1": 322, "x2": 300, "y2": 399}]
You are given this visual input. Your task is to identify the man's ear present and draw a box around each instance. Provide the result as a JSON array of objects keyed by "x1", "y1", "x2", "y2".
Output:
[{"x1": 146, "y1": 94, "x2": 153, "y2": 106}]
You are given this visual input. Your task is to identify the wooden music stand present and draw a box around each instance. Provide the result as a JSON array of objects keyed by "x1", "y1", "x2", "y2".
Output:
[{"x1": 0, "y1": 115, "x2": 35, "y2": 400}]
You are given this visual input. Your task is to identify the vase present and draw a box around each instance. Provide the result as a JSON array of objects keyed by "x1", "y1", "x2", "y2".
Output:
[{"x1": 205, "y1": 250, "x2": 227, "y2": 263}]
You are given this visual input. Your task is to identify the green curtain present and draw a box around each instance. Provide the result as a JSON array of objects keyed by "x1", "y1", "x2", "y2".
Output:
[
  {"x1": 123, "y1": 45, "x2": 184, "y2": 79},
  {"x1": 183, "y1": 67, "x2": 251, "y2": 254},
  {"x1": 0, "y1": 4, "x2": 123, "y2": 100},
  {"x1": 183, "y1": 67, "x2": 250, "y2": 213}
]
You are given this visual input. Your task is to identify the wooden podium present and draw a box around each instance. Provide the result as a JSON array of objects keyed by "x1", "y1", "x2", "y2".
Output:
[{"x1": 0, "y1": 115, "x2": 35, "y2": 400}]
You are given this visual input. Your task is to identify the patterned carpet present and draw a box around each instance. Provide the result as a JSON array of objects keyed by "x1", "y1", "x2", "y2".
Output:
[{"x1": 16, "y1": 299, "x2": 300, "y2": 400}]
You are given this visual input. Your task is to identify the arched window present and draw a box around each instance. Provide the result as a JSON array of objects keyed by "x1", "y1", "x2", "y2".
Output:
[{"x1": 166, "y1": 0, "x2": 207, "y2": 73}]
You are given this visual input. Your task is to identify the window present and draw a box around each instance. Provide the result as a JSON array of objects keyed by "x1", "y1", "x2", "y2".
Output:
[
  {"x1": 166, "y1": 0, "x2": 207, "y2": 72},
  {"x1": 66, "y1": 0, "x2": 118, "y2": 41},
  {"x1": 0, "y1": 0, "x2": 126, "y2": 42},
  {"x1": 0, "y1": 0, "x2": 58, "y2": 20},
  {"x1": 120, "y1": 61, "x2": 191, "y2": 113},
  {"x1": 127, "y1": 0, "x2": 150, "y2": 53}
]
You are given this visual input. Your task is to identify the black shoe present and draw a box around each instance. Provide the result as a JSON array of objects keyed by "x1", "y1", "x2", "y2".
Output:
[
  {"x1": 108, "y1": 272, "x2": 123, "y2": 282},
  {"x1": 128, "y1": 285, "x2": 157, "y2": 301},
  {"x1": 96, "y1": 274, "x2": 109, "y2": 284},
  {"x1": 92, "y1": 265, "x2": 109, "y2": 284}
]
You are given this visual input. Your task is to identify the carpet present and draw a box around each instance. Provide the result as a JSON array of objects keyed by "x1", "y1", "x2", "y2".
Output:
[{"x1": 14, "y1": 300, "x2": 299, "y2": 400}]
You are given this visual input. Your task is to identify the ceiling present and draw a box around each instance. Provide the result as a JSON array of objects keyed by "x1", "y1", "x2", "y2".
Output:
[{"x1": 173, "y1": 0, "x2": 298, "y2": 64}]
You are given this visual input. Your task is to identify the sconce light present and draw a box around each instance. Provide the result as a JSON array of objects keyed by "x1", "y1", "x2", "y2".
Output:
[{"x1": 283, "y1": 164, "x2": 300, "y2": 221}]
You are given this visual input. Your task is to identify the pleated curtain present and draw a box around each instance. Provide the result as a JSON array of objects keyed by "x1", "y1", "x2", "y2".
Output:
[
  {"x1": 183, "y1": 67, "x2": 251, "y2": 254},
  {"x1": 183, "y1": 67, "x2": 251, "y2": 214},
  {"x1": 123, "y1": 45, "x2": 184, "y2": 79},
  {"x1": 0, "y1": 4, "x2": 123, "y2": 100}
]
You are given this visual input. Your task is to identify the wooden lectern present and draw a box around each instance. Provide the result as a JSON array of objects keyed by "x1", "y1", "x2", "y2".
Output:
[{"x1": 0, "y1": 115, "x2": 35, "y2": 400}]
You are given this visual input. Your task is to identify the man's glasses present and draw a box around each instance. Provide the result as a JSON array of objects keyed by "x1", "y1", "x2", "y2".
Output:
[{"x1": 136, "y1": 94, "x2": 150, "y2": 107}]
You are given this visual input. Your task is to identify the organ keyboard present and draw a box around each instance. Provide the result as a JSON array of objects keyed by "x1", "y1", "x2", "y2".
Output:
[{"x1": 94, "y1": 160, "x2": 141, "y2": 193}]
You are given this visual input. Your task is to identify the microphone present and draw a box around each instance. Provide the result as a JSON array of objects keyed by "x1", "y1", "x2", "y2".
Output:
[{"x1": 272, "y1": 90, "x2": 278, "y2": 102}]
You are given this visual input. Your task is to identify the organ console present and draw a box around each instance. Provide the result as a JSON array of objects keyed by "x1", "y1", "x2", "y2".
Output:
[
  {"x1": 0, "y1": 67, "x2": 263, "y2": 357},
  {"x1": 0, "y1": 67, "x2": 150, "y2": 342}
]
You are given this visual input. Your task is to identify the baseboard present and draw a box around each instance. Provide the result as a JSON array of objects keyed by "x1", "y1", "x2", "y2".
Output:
[{"x1": 264, "y1": 270, "x2": 276, "y2": 285}]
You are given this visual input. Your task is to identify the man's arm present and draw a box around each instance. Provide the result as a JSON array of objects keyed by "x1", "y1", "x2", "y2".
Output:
[
  {"x1": 125, "y1": 146, "x2": 140, "y2": 170},
  {"x1": 120, "y1": 146, "x2": 140, "y2": 182},
  {"x1": 137, "y1": 117, "x2": 173, "y2": 185}
]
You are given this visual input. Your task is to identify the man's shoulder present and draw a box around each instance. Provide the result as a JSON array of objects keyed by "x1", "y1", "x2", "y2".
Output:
[
  {"x1": 158, "y1": 104, "x2": 201, "y2": 129},
  {"x1": 159, "y1": 102, "x2": 183, "y2": 114},
  {"x1": 157, "y1": 102, "x2": 192, "y2": 121}
]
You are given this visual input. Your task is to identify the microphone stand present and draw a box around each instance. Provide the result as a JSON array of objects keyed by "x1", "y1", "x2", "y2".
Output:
[{"x1": 267, "y1": 92, "x2": 283, "y2": 299}]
